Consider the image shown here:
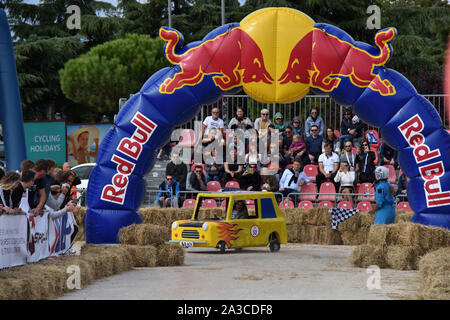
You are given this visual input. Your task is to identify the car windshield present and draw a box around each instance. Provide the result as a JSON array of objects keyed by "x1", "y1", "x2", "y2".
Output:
[{"x1": 192, "y1": 196, "x2": 259, "y2": 220}]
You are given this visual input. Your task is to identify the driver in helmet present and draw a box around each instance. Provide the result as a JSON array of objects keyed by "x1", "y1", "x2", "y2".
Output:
[{"x1": 369, "y1": 166, "x2": 395, "y2": 224}]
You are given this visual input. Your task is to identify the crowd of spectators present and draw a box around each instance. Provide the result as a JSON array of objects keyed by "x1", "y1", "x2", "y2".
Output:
[
  {"x1": 156, "y1": 106, "x2": 406, "y2": 208},
  {"x1": 0, "y1": 159, "x2": 81, "y2": 218}
]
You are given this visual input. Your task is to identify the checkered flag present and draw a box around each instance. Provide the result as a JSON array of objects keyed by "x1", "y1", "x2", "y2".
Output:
[{"x1": 328, "y1": 208, "x2": 360, "y2": 230}]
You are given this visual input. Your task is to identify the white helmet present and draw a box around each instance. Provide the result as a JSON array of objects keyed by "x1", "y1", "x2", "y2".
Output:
[{"x1": 375, "y1": 166, "x2": 389, "y2": 181}]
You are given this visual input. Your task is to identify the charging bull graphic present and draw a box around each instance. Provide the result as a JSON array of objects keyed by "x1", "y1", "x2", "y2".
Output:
[
  {"x1": 159, "y1": 26, "x2": 274, "y2": 94},
  {"x1": 79, "y1": 8, "x2": 448, "y2": 243},
  {"x1": 279, "y1": 27, "x2": 396, "y2": 96}
]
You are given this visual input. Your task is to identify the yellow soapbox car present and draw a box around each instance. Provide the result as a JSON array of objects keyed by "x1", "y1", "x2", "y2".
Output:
[{"x1": 169, "y1": 192, "x2": 287, "y2": 253}]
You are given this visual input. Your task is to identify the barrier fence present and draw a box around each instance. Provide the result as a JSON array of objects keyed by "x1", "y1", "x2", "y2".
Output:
[
  {"x1": 146, "y1": 189, "x2": 410, "y2": 211},
  {"x1": 176, "y1": 94, "x2": 448, "y2": 131}
]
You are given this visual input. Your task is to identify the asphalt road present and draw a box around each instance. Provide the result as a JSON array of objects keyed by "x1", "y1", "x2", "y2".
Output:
[{"x1": 58, "y1": 244, "x2": 420, "y2": 300}]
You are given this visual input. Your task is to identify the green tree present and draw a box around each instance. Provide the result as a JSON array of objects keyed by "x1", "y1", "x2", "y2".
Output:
[{"x1": 60, "y1": 34, "x2": 170, "y2": 114}]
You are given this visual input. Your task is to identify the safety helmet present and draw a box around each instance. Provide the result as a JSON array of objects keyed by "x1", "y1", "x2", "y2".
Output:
[{"x1": 374, "y1": 166, "x2": 389, "y2": 181}]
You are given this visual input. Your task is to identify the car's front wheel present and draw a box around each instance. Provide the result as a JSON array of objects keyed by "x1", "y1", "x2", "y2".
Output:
[
  {"x1": 217, "y1": 241, "x2": 226, "y2": 254},
  {"x1": 269, "y1": 233, "x2": 280, "y2": 252}
]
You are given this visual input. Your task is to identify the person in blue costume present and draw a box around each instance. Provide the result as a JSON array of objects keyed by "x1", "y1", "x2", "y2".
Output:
[{"x1": 369, "y1": 166, "x2": 396, "y2": 224}]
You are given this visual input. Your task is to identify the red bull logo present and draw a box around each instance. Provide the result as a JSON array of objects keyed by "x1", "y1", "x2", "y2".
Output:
[
  {"x1": 159, "y1": 27, "x2": 273, "y2": 94},
  {"x1": 279, "y1": 27, "x2": 396, "y2": 96}
]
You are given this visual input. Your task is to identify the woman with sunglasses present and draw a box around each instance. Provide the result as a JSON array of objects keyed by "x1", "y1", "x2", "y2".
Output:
[
  {"x1": 254, "y1": 108, "x2": 272, "y2": 134},
  {"x1": 355, "y1": 141, "x2": 376, "y2": 183},
  {"x1": 305, "y1": 107, "x2": 324, "y2": 138}
]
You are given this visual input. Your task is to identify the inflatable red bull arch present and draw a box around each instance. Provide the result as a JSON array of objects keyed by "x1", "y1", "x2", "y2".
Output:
[{"x1": 84, "y1": 7, "x2": 449, "y2": 243}]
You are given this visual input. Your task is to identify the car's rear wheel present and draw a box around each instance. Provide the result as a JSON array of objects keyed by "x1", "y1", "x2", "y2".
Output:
[
  {"x1": 217, "y1": 241, "x2": 226, "y2": 254},
  {"x1": 269, "y1": 233, "x2": 280, "y2": 252}
]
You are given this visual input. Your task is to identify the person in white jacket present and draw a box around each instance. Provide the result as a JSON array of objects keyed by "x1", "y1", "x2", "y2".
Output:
[{"x1": 334, "y1": 162, "x2": 356, "y2": 203}]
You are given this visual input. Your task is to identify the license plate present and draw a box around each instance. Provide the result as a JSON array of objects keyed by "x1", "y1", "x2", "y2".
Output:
[{"x1": 180, "y1": 241, "x2": 194, "y2": 248}]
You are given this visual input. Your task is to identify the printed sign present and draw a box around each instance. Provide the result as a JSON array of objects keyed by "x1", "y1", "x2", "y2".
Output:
[
  {"x1": 24, "y1": 121, "x2": 66, "y2": 164},
  {"x1": 0, "y1": 215, "x2": 28, "y2": 269}
]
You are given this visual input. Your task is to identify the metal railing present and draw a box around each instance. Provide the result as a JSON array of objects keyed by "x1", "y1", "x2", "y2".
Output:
[
  {"x1": 176, "y1": 94, "x2": 448, "y2": 132},
  {"x1": 145, "y1": 188, "x2": 409, "y2": 210}
]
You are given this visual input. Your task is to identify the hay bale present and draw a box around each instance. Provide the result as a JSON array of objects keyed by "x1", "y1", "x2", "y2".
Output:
[
  {"x1": 286, "y1": 224, "x2": 299, "y2": 242},
  {"x1": 118, "y1": 224, "x2": 170, "y2": 246},
  {"x1": 122, "y1": 245, "x2": 158, "y2": 267},
  {"x1": 340, "y1": 230, "x2": 369, "y2": 245},
  {"x1": 395, "y1": 211, "x2": 413, "y2": 223},
  {"x1": 385, "y1": 246, "x2": 421, "y2": 270},
  {"x1": 418, "y1": 247, "x2": 450, "y2": 300},
  {"x1": 156, "y1": 244, "x2": 185, "y2": 266},
  {"x1": 349, "y1": 244, "x2": 388, "y2": 268}
]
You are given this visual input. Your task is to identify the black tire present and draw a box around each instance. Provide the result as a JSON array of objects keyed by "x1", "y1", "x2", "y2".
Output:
[
  {"x1": 269, "y1": 233, "x2": 280, "y2": 252},
  {"x1": 218, "y1": 241, "x2": 226, "y2": 254}
]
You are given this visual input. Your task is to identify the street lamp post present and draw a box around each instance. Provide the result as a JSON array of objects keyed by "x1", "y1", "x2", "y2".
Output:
[{"x1": 168, "y1": 0, "x2": 172, "y2": 28}]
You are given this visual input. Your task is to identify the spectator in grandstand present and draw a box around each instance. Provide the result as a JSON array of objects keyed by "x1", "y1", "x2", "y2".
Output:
[
  {"x1": 228, "y1": 107, "x2": 253, "y2": 130},
  {"x1": 279, "y1": 159, "x2": 310, "y2": 203},
  {"x1": 166, "y1": 152, "x2": 188, "y2": 191},
  {"x1": 46, "y1": 181, "x2": 66, "y2": 210},
  {"x1": 305, "y1": 107, "x2": 324, "y2": 138},
  {"x1": 355, "y1": 141, "x2": 376, "y2": 184},
  {"x1": 0, "y1": 171, "x2": 22, "y2": 214},
  {"x1": 201, "y1": 107, "x2": 225, "y2": 139},
  {"x1": 263, "y1": 143, "x2": 287, "y2": 180},
  {"x1": 260, "y1": 167, "x2": 279, "y2": 192},
  {"x1": 20, "y1": 159, "x2": 35, "y2": 173},
  {"x1": 305, "y1": 125, "x2": 323, "y2": 164},
  {"x1": 290, "y1": 134, "x2": 308, "y2": 165},
  {"x1": 202, "y1": 127, "x2": 224, "y2": 149},
  {"x1": 290, "y1": 116, "x2": 304, "y2": 139},
  {"x1": 339, "y1": 107, "x2": 354, "y2": 149},
  {"x1": 280, "y1": 125, "x2": 294, "y2": 159},
  {"x1": 396, "y1": 171, "x2": 409, "y2": 202},
  {"x1": 224, "y1": 149, "x2": 244, "y2": 183},
  {"x1": 340, "y1": 140, "x2": 357, "y2": 171},
  {"x1": 334, "y1": 162, "x2": 356, "y2": 203},
  {"x1": 316, "y1": 142, "x2": 340, "y2": 190},
  {"x1": 322, "y1": 127, "x2": 340, "y2": 154},
  {"x1": 273, "y1": 112, "x2": 286, "y2": 134},
  {"x1": 54, "y1": 170, "x2": 81, "y2": 209},
  {"x1": 62, "y1": 162, "x2": 71, "y2": 172},
  {"x1": 340, "y1": 111, "x2": 364, "y2": 149},
  {"x1": 254, "y1": 108, "x2": 271, "y2": 133},
  {"x1": 227, "y1": 132, "x2": 246, "y2": 161},
  {"x1": 245, "y1": 140, "x2": 261, "y2": 170},
  {"x1": 205, "y1": 149, "x2": 225, "y2": 183},
  {"x1": 156, "y1": 175, "x2": 180, "y2": 208},
  {"x1": 379, "y1": 139, "x2": 399, "y2": 169},
  {"x1": 189, "y1": 165, "x2": 208, "y2": 192},
  {"x1": 239, "y1": 162, "x2": 261, "y2": 191}
]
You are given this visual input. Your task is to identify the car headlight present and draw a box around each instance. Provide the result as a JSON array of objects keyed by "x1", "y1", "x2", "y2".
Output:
[
  {"x1": 202, "y1": 222, "x2": 208, "y2": 231},
  {"x1": 172, "y1": 221, "x2": 178, "y2": 230}
]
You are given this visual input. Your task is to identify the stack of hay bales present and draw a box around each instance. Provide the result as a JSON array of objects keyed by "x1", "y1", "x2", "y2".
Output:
[
  {"x1": 418, "y1": 247, "x2": 450, "y2": 300},
  {"x1": 349, "y1": 222, "x2": 450, "y2": 270},
  {"x1": 118, "y1": 223, "x2": 184, "y2": 267},
  {"x1": 283, "y1": 208, "x2": 342, "y2": 245}
]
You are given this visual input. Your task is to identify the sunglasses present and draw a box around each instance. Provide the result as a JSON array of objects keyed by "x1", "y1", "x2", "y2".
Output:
[
  {"x1": 363, "y1": 144, "x2": 369, "y2": 147},
  {"x1": 166, "y1": 178, "x2": 172, "y2": 180},
  {"x1": 345, "y1": 145, "x2": 352, "y2": 148},
  {"x1": 195, "y1": 170, "x2": 202, "y2": 173},
  {"x1": 262, "y1": 113, "x2": 268, "y2": 115},
  {"x1": 311, "y1": 129, "x2": 318, "y2": 132},
  {"x1": 293, "y1": 121, "x2": 300, "y2": 123}
]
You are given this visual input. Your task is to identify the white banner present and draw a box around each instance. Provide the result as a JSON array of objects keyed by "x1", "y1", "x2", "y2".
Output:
[
  {"x1": 0, "y1": 214, "x2": 28, "y2": 269},
  {"x1": 26, "y1": 212, "x2": 50, "y2": 263},
  {"x1": 49, "y1": 212, "x2": 78, "y2": 256}
]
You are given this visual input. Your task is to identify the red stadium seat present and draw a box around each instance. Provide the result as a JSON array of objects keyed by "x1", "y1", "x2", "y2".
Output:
[
  {"x1": 190, "y1": 163, "x2": 206, "y2": 174},
  {"x1": 245, "y1": 199, "x2": 255, "y2": 209},
  {"x1": 206, "y1": 181, "x2": 221, "y2": 192},
  {"x1": 201, "y1": 199, "x2": 217, "y2": 208},
  {"x1": 318, "y1": 200, "x2": 334, "y2": 208},
  {"x1": 225, "y1": 181, "x2": 240, "y2": 189},
  {"x1": 220, "y1": 200, "x2": 227, "y2": 208},
  {"x1": 177, "y1": 129, "x2": 195, "y2": 147},
  {"x1": 337, "y1": 200, "x2": 353, "y2": 209},
  {"x1": 182, "y1": 199, "x2": 196, "y2": 208},
  {"x1": 299, "y1": 182, "x2": 317, "y2": 202},
  {"x1": 285, "y1": 164, "x2": 294, "y2": 170},
  {"x1": 365, "y1": 130, "x2": 380, "y2": 148},
  {"x1": 357, "y1": 183, "x2": 375, "y2": 202},
  {"x1": 397, "y1": 201, "x2": 413, "y2": 212},
  {"x1": 279, "y1": 199, "x2": 295, "y2": 208},
  {"x1": 303, "y1": 164, "x2": 318, "y2": 182},
  {"x1": 356, "y1": 201, "x2": 373, "y2": 212},
  {"x1": 318, "y1": 182, "x2": 336, "y2": 203},
  {"x1": 298, "y1": 200, "x2": 314, "y2": 210},
  {"x1": 383, "y1": 164, "x2": 397, "y2": 184}
]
